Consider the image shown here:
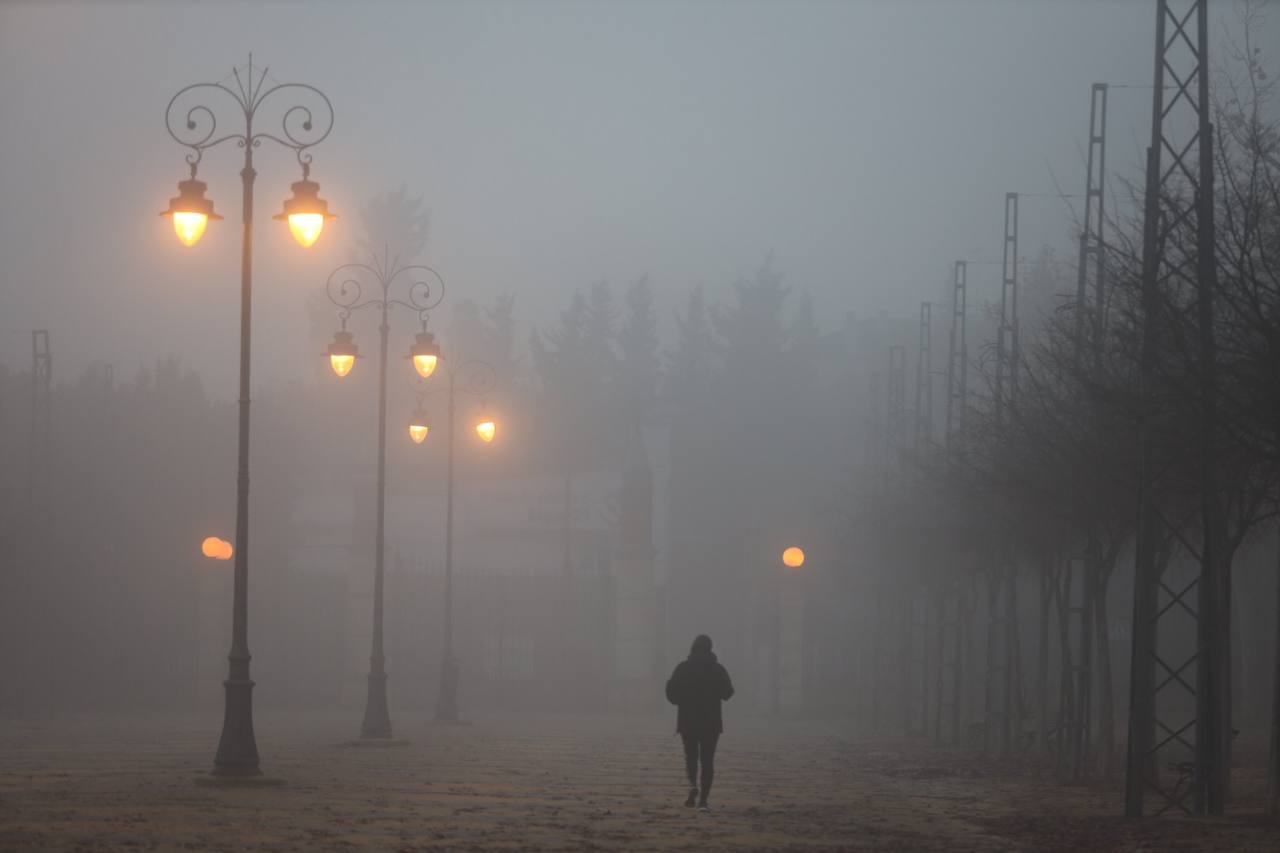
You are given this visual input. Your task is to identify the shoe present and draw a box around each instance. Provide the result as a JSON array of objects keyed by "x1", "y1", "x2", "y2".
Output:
[
  {"x1": 697, "y1": 803, "x2": 711, "y2": 813},
  {"x1": 684, "y1": 787, "x2": 698, "y2": 808}
]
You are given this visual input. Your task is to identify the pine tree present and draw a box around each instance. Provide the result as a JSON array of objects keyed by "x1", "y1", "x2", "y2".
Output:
[
  {"x1": 618, "y1": 276, "x2": 661, "y2": 424},
  {"x1": 665, "y1": 285, "x2": 715, "y2": 414},
  {"x1": 358, "y1": 185, "x2": 430, "y2": 263}
]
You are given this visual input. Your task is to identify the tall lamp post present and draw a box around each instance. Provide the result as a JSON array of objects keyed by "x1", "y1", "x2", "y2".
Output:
[
  {"x1": 324, "y1": 249, "x2": 444, "y2": 738},
  {"x1": 409, "y1": 358, "x2": 498, "y2": 723},
  {"x1": 162, "y1": 57, "x2": 335, "y2": 776},
  {"x1": 776, "y1": 546, "x2": 805, "y2": 717}
]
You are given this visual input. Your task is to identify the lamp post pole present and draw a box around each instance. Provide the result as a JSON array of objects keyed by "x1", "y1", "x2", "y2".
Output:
[
  {"x1": 415, "y1": 359, "x2": 496, "y2": 723},
  {"x1": 163, "y1": 57, "x2": 334, "y2": 775},
  {"x1": 324, "y1": 251, "x2": 444, "y2": 738},
  {"x1": 438, "y1": 372, "x2": 459, "y2": 722}
]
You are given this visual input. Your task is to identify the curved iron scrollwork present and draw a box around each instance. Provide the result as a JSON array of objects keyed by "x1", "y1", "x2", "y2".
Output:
[
  {"x1": 165, "y1": 56, "x2": 334, "y2": 173},
  {"x1": 323, "y1": 250, "x2": 446, "y2": 322},
  {"x1": 409, "y1": 358, "x2": 498, "y2": 402},
  {"x1": 454, "y1": 360, "x2": 498, "y2": 396}
]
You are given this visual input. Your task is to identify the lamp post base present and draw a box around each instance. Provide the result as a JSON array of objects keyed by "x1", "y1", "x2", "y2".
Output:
[
  {"x1": 434, "y1": 657, "x2": 460, "y2": 723},
  {"x1": 213, "y1": 675, "x2": 261, "y2": 776},
  {"x1": 361, "y1": 671, "x2": 392, "y2": 739}
]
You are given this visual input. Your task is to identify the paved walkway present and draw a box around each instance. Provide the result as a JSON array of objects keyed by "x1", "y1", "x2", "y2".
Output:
[{"x1": 1, "y1": 710, "x2": 1276, "y2": 850}]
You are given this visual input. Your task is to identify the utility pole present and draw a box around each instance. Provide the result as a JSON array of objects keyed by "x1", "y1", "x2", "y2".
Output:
[
  {"x1": 1125, "y1": 0, "x2": 1225, "y2": 817},
  {"x1": 890, "y1": 343, "x2": 911, "y2": 727},
  {"x1": 26, "y1": 330, "x2": 53, "y2": 718},
  {"x1": 985, "y1": 194, "x2": 1020, "y2": 755},
  {"x1": 910, "y1": 303, "x2": 933, "y2": 737},
  {"x1": 945, "y1": 262, "x2": 967, "y2": 455},
  {"x1": 914, "y1": 302, "x2": 933, "y2": 459},
  {"x1": 29, "y1": 330, "x2": 52, "y2": 506},
  {"x1": 1061, "y1": 82, "x2": 1109, "y2": 783},
  {"x1": 935, "y1": 262, "x2": 968, "y2": 747}
]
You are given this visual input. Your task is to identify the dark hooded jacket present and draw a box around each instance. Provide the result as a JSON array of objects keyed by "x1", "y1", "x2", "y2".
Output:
[{"x1": 665, "y1": 649, "x2": 735, "y2": 736}]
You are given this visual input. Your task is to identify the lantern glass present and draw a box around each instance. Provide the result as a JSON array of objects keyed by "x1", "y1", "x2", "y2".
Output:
[
  {"x1": 329, "y1": 353, "x2": 355, "y2": 378},
  {"x1": 288, "y1": 212, "x2": 325, "y2": 248},
  {"x1": 413, "y1": 353, "x2": 439, "y2": 379},
  {"x1": 172, "y1": 211, "x2": 209, "y2": 247}
]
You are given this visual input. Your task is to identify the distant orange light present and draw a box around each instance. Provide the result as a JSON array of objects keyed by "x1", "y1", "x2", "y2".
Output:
[
  {"x1": 782, "y1": 546, "x2": 805, "y2": 568},
  {"x1": 475, "y1": 419, "x2": 496, "y2": 443},
  {"x1": 202, "y1": 537, "x2": 233, "y2": 560}
]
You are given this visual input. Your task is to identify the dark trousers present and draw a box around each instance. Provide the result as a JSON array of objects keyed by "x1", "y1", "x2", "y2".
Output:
[{"x1": 680, "y1": 732, "x2": 719, "y2": 801}]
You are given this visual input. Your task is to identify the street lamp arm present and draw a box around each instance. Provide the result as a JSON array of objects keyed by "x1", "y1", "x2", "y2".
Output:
[
  {"x1": 164, "y1": 81, "x2": 249, "y2": 169},
  {"x1": 165, "y1": 60, "x2": 334, "y2": 172},
  {"x1": 408, "y1": 359, "x2": 497, "y2": 400},
  {"x1": 453, "y1": 359, "x2": 498, "y2": 396},
  {"x1": 247, "y1": 83, "x2": 335, "y2": 155},
  {"x1": 324, "y1": 261, "x2": 446, "y2": 318},
  {"x1": 389, "y1": 264, "x2": 446, "y2": 313}
]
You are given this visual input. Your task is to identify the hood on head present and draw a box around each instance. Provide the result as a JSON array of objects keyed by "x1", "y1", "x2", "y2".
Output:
[{"x1": 689, "y1": 634, "x2": 716, "y2": 662}]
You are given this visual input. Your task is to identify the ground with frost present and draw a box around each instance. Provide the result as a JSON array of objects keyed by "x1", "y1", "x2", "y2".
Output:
[{"x1": 1, "y1": 709, "x2": 1276, "y2": 851}]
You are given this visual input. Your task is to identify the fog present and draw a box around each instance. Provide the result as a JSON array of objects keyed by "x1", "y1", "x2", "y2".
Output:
[{"x1": 3, "y1": 0, "x2": 1280, "y2": 846}]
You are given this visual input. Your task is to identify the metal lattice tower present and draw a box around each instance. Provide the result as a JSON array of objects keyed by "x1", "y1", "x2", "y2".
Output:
[
  {"x1": 945, "y1": 262, "x2": 968, "y2": 452},
  {"x1": 914, "y1": 302, "x2": 933, "y2": 458},
  {"x1": 29, "y1": 330, "x2": 52, "y2": 506},
  {"x1": 995, "y1": 193, "x2": 1020, "y2": 417},
  {"x1": 1125, "y1": 0, "x2": 1226, "y2": 818},
  {"x1": 1075, "y1": 83, "x2": 1109, "y2": 369},
  {"x1": 934, "y1": 262, "x2": 969, "y2": 747},
  {"x1": 907, "y1": 303, "x2": 936, "y2": 736},
  {"x1": 887, "y1": 345, "x2": 908, "y2": 464},
  {"x1": 982, "y1": 195, "x2": 1021, "y2": 755},
  {"x1": 1057, "y1": 82, "x2": 1110, "y2": 783}
]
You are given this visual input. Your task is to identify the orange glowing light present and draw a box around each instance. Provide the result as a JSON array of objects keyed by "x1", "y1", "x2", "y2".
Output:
[
  {"x1": 781, "y1": 546, "x2": 805, "y2": 568},
  {"x1": 475, "y1": 419, "x2": 496, "y2": 443},
  {"x1": 413, "y1": 353, "x2": 439, "y2": 379},
  {"x1": 202, "y1": 537, "x2": 233, "y2": 560}
]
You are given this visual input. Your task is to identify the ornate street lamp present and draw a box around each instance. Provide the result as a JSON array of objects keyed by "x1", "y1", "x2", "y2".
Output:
[
  {"x1": 408, "y1": 407, "x2": 431, "y2": 445},
  {"x1": 323, "y1": 248, "x2": 444, "y2": 739},
  {"x1": 274, "y1": 176, "x2": 336, "y2": 247},
  {"x1": 163, "y1": 56, "x2": 334, "y2": 777},
  {"x1": 326, "y1": 330, "x2": 359, "y2": 378},
  {"x1": 160, "y1": 177, "x2": 222, "y2": 247},
  {"x1": 410, "y1": 330, "x2": 441, "y2": 379},
  {"x1": 410, "y1": 358, "x2": 498, "y2": 723}
]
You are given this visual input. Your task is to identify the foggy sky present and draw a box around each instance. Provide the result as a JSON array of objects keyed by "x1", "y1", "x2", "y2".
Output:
[{"x1": 2, "y1": 0, "x2": 1273, "y2": 392}]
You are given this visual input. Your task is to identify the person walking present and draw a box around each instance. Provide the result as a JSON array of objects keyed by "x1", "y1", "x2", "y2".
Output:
[{"x1": 665, "y1": 634, "x2": 735, "y2": 812}]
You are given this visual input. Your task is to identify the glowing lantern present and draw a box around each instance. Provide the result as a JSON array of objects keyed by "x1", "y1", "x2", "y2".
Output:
[
  {"x1": 782, "y1": 546, "x2": 805, "y2": 568},
  {"x1": 202, "y1": 537, "x2": 233, "y2": 560},
  {"x1": 326, "y1": 330, "x2": 358, "y2": 378},
  {"x1": 273, "y1": 178, "x2": 336, "y2": 248},
  {"x1": 160, "y1": 177, "x2": 222, "y2": 247},
  {"x1": 409, "y1": 331, "x2": 441, "y2": 379},
  {"x1": 475, "y1": 418, "x2": 496, "y2": 443},
  {"x1": 408, "y1": 408, "x2": 430, "y2": 444}
]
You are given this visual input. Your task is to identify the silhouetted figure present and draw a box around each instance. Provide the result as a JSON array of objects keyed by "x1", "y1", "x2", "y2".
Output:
[{"x1": 665, "y1": 634, "x2": 734, "y2": 812}]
